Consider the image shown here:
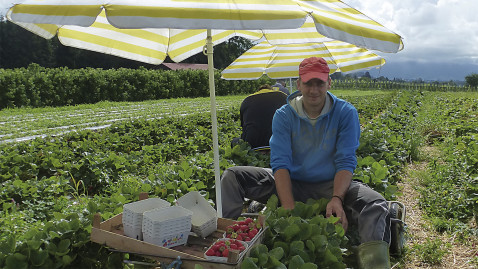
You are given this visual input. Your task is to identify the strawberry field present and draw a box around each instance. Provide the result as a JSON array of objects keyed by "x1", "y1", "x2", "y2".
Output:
[{"x1": 0, "y1": 89, "x2": 476, "y2": 268}]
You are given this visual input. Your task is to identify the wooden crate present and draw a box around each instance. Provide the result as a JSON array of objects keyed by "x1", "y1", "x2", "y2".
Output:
[{"x1": 90, "y1": 202, "x2": 265, "y2": 268}]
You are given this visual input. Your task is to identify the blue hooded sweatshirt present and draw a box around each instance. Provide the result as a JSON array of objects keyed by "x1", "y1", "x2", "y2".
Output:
[{"x1": 269, "y1": 91, "x2": 360, "y2": 182}]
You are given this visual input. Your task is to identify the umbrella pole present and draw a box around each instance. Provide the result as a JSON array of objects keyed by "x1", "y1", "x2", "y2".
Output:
[{"x1": 206, "y1": 29, "x2": 222, "y2": 217}]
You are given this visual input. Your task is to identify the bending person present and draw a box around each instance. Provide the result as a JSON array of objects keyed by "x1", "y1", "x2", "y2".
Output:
[{"x1": 233, "y1": 84, "x2": 287, "y2": 150}]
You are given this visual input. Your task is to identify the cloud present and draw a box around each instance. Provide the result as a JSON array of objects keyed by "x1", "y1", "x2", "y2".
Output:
[{"x1": 343, "y1": 0, "x2": 478, "y2": 66}]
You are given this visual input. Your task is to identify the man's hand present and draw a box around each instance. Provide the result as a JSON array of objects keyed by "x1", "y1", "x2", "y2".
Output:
[{"x1": 326, "y1": 196, "x2": 348, "y2": 231}]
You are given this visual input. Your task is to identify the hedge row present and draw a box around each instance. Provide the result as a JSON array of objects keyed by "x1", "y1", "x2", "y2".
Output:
[{"x1": 0, "y1": 64, "x2": 274, "y2": 109}]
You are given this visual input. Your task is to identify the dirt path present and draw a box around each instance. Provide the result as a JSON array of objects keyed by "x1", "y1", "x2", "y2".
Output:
[{"x1": 394, "y1": 147, "x2": 477, "y2": 269}]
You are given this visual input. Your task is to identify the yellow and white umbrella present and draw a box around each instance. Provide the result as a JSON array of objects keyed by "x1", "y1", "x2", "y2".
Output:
[
  {"x1": 7, "y1": 0, "x2": 403, "y2": 216},
  {"x1": 222, "y1": 40, "x2": 385, "y2": 80}
]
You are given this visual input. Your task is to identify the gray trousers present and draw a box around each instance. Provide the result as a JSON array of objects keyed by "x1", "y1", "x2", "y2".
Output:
[{"x1": 221, "y1": 166, "x2": 391, "y2": 244}]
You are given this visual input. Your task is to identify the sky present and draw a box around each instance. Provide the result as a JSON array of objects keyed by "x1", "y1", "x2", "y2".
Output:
[
  {"x1": 341, "y1": 0, "x2": 478, "y2": 81},
  {"x1": 1, "y1": 0, "x2": 478, "y2": 81}
]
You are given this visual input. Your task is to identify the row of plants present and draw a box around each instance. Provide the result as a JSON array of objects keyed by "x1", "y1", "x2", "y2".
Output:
[
  {"x1": 333, "y1": 80, "x2": 477, "y2": 92},
  {"x1": 3, "y1": 64, "x2": 477, "y2": 110},
  {"x1": 0, "y1": 90, "x2": 444, "y2": 268},
  {"x1": 0, "y1": 63, "x2": 274, "y2": 109},
  {"x1": 415, "y1": 93, "x2": 477, "y2": 236},
  {"x1": 0, "y1": 91, "x2": 395, "y2": 144},
  {"x1": 0, "y1": 96, "x2": 241, "y2": 143}
]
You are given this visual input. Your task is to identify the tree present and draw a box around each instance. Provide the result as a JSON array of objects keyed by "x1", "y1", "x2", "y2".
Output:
[
  {"x1": 0, "y1": 20, "x2": 253, "y2": 70},
  {"x1": 465, "y1": 73, "x2": 478, "y2": 87},
  {"x1": 0, "y1": 20, "x2": 56, "y2": 68},
  {"x1": 186, "y1": 36, "x2": 254, "y2": 69}
]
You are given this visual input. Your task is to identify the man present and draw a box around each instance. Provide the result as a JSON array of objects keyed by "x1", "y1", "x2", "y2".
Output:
[
  {"x1": 221, "y1": 57, "x2": 391, "y2": 269},
  {"x1": 235, "y1": 84, "x2": 287, "y2": 149},
  {"x1": 272, "y1": 80, "x2": 289, "y2": 95}
]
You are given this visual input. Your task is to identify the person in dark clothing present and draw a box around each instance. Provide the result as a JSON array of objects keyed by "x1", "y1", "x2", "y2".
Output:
[
  {"x1": 236, "y1": 84, "x2": 287, "y2": 149},
  {"x1": 272, "y1": 80, "x2": 289, "y2": 95}
]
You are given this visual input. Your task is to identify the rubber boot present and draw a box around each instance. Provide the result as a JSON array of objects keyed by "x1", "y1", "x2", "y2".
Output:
[{"x1": 357, "y1": 240, "x2": 391, "y2": 269}]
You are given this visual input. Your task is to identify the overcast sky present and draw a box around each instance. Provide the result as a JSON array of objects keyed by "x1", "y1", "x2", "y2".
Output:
[
  {"x1": 342, "y1": 0, "x2": 478, "y2": 81},
  {"x1": 2, "y1": 0, "x2": 478, "y2": 81}
]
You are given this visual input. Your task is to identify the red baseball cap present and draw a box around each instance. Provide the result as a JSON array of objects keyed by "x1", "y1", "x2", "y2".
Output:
[{"x1": 299, "y1": 57, "x2": 330, "y2": 83}]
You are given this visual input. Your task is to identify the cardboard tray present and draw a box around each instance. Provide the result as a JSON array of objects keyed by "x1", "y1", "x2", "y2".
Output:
[{"x1": 90, "y1": 196, "x2": 266, "y2": 268}]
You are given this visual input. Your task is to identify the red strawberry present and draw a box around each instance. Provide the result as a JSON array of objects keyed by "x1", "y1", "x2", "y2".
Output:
[
  {"x1": 215, "y1": 251, "x2": 221, "y2": 257},
  {"x1": 226, "y1": 226, "x2": 234, "y2": 234},
  {"x1": 236, "y1": 234, "x2": 243, "y2": 241},
  {"x1": 206, "y1": 248, "x2": 215, "y2": 256},
  {"x1": 248, "y1": 230, "x2": 256, "y2": 238},
  {"x1": 244, "y1": 217, "x2": 253, "y2": 224},
  {"x1": 222, "y1": 248, "x2": 229, "y2": 257}
]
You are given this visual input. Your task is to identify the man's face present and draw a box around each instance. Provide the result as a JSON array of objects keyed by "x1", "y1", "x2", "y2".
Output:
[{"x1": 297, "y1": 78, "x2": 331, "y2": 107}]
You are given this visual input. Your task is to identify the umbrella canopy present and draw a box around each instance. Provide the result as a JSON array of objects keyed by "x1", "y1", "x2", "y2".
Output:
[
  {"x1": 8, "y1": 0, "x2": 403, "y2": 53},
  {"x1": 221, "y1": 40, "x2": 386, "y2": 80},
  {"x1": 7, "y1": 0, "x2": 403, "y2": 216},
  {"x1": 9, "y1": 10, "x2": 264, "y2": 65}
]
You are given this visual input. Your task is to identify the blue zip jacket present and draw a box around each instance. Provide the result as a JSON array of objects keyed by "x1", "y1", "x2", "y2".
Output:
[{"x1": 269, "y1": 91, "x2": 360, "y2": 182}]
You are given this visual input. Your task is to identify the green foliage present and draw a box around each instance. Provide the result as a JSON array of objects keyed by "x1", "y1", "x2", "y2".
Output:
[
  {"x1": 241, "y1": 195, "x2": 347, "y2": 268},
  {"x1": 412, "y1": 238, "x2": 449, "y2": 265},
  {"x1": 414, "y1": 93, "x2": 477, "y2": 234},
  {"x1": 465, "y1": 73, "x2": 478, "y2": 88},
  {"x1": 1, "y1": 91, "x2": 477, "y2": 267},
  {"x1": 243, "y1": 195, "x2": 347, "y2": 268},
  {"x1": 0, "y1": 65, "x2": 274, "y2": 109}
]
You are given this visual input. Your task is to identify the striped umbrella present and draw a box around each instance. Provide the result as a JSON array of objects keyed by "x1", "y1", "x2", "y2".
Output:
[
  {"x1": 222, "y1": 40, "x2": 385, "y2": 80},
  {"x1": 7, "y1": 0, "x2": 403, "y2": 216},
  {"x1": 9, "y1": 10, "x2": 264, "y2": 65}
]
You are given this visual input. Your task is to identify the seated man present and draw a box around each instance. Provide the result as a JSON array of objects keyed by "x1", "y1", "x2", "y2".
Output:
[
  {"x1": 221, "y1": 57, "x2": 391, "y2": 269},
  {"x1": 234, "y1": 84, "x2": 287, "y2": 150}
]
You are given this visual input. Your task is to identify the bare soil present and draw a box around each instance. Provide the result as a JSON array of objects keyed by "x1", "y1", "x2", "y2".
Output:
[{"x1": 393, "y1": 146, "x2": 477, "y2": 269}]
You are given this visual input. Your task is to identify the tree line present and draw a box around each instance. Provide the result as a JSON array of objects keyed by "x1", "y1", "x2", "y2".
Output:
[
  {"x1": 2, "y1": 17, "x2": 478, "y2": 88},
  {"x1": 0, "y1": 19, "x2": 253, "y2": 70}
]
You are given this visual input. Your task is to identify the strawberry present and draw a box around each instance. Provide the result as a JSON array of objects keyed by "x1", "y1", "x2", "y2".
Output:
[
  {"x1": 215, "y1": 251, "x2": 221, "y2": 257},
  {"x1": 248, "y1": 230, "x2": 256, "y2": 239},
  {"x1": 222, "y1": 248, "x2": 229, "y2": 257},
  {"x1": 226, "y1": 226, "x2": 234, "y2": 234},
  {"x1": 205, "y1": 248, "x2": 215, "y2": 256},
  {"x1": 244, "y1": 217, "x2": 253, "y2": 224},
  {"x1": 235, "y1": 234, "x2": 243, "y2": 241}
]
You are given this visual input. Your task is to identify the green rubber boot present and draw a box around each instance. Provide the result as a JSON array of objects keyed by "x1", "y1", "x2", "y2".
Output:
[{"x1": 357, "y1": 240, "x2": 391, "y2": 269}]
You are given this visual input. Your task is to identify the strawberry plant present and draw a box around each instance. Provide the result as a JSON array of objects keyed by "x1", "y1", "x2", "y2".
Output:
[{"x1": 241, "y1": 195, "x2": 348, "y2": 268}]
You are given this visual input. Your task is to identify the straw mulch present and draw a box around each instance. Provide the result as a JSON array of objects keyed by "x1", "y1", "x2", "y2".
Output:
[{"x1": 393, "y1": 147, "x2": 477, "y2": 269}]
